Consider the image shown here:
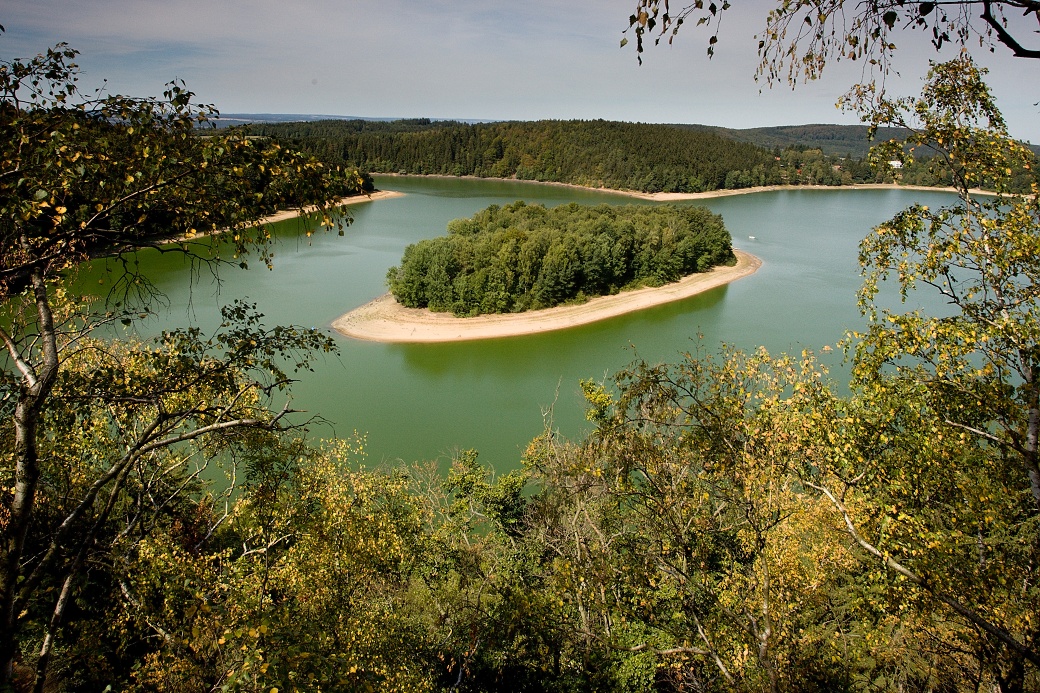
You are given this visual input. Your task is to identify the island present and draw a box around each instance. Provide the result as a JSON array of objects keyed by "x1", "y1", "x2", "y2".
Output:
[
  {"x1": 333, "y1": 200, "x2": 760, "y2": 342},
  {"x1": 333, "y1": 251, "x2": 760, "y2": 343},
  {"x1": 393, "y1": 201, "x2": 737, "y2": 311}
]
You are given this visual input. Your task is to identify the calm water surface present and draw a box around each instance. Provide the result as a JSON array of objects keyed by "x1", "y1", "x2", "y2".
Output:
[{"x1": 79, "y1": 176, "x2": 958, "y2": 469}]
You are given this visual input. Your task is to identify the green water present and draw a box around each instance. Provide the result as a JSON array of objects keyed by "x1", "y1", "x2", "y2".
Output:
[{"x1": 77, "y1": 176, "x2": 959, "y2": 468}]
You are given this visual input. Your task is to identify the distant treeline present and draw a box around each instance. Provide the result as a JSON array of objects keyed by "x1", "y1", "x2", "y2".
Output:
[
  {"x1": 674, "y1": 123, "x2": 915, "y2": 158},
  {"x1": 248, "y1": 118, "x2": 870, "y2": 193},
  {"x1": 248, "y1": 118, "x2": 1036, "y2": 194},
  {"x1": 386, "y1": 201, "x2": 734, "y2": 316}
]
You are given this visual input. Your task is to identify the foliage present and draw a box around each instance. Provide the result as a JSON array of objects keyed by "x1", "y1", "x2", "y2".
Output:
[
  {"x1": 509, "y1": 56, "x2": 1040, "y2": 692},
  {"x1": 0, "y1": 295, "x2": 339, "y2": 688},
  {"x1": 681, "y1": 123, "x2": 911, "y2": 159},
  {"x1": 525, "y1": 348, "x2": 859, "y2": 693},
  {"x1": 5, "y1": 14, "x2": 1040, "y2": 693},
  {"x1": 250, "y1": 117, "x2": 1038, "y2": 195},
  {"x1": 623, "y1": 0, "x2": 1040, "y2": 80},
  {"x1": 0, "y1": 41, "x2": 363, "y2": 690},
  {"x1": 84, "y1": 441, "x2": 577, "y2": 693},
  {"x1": 386, "y1": 201, "x2": 734, "y2": 316},
  {"x1": 246, "y1": 117, "x2": 870, "y2": 193},
  {"x1": 0, "y1": 45, "x2": 363, "y2": 301},
  {"x1": 836, "y1": 56, "x2": 1040, "y2": 686}
]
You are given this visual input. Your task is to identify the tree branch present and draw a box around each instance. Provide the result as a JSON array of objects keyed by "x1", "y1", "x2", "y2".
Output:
[
  {"x1": 807, "y1": 479, "x2": 1040, "y2": 668},
  {"x1": 0, "y1": 325, "x2": 35, "y2": 387},
  {"x1": 982, "y1": 0, "x2": 1040, "y2": 58}
]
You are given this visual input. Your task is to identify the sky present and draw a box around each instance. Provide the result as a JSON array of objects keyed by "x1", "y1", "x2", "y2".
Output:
[{"x1": 3, "y1": 0, "x2": 1038, "y2": 142}]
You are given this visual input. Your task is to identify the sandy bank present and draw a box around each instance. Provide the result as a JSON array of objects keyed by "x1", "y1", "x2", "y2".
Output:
[
  {"x1": 259, "y1": 189, "x2": 404, "y2": 224},
  {"x1": 372, "y1": 173, "x2": 994, "y2": 202},
  {"x1": 165, "y1": 190, "x2": 405, "y2": 244},
  {"x1": 332, "y1": 250, "x2": 761, "y2": 343},
  {"x1": 622, "y1": 183, "x2": 998, "y2": 202}
]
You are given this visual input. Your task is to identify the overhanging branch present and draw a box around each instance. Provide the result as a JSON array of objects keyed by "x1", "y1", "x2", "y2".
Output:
[{"x1": 982, "y1": 0, "x2": 1040, "y2": 58}]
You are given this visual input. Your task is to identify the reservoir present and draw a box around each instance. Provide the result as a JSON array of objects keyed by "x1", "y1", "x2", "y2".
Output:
[{"x1": 78, "y1": 175, "x2": 959, "y2": 469}]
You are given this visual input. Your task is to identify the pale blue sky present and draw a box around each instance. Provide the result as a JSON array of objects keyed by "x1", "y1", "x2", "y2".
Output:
[{"x1": 3, "y1": 0, "x2": 1037, "y2": 141}]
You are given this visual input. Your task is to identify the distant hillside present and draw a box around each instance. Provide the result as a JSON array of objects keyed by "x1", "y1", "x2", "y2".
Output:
[
  {"x1": 214, "y1": 114, "x2": 490, "y2": 129},
  {"x1": 245, "y1": 118, "x2": 1035, "y2": 194},
  {"x1": 247, "y1": 118, "x2": 866, "y2": 194},
  {"x1": 673, "y1": 123, "x2": 912, "y2": 158},
  {"x1": 233, "y1": 115, "x2": 1037, "y2": 158},
  {"x1": 687, "y1": 122, "x2": 1039, "y2": 159}
]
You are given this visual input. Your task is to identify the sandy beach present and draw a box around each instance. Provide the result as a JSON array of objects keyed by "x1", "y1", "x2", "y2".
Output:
[
  {"x1": 165, "y1": 190, "x2": 405, "y2": 244},
  {"x1": 332, "y1": 249, "x2": 761, "y2": 343},
  {"x1": 258, "y1": 189, "x2": 403, "y2": 224},
  {"x1": 618, "y1": 183, "x2": 979, "y2": 201},
  {"x1": 372, "y1": 173, "x2": 996, "y2": 202}
]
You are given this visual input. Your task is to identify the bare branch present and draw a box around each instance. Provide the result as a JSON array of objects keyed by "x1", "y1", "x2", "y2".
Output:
[
  {"x1": 0, "y1": 325, "x2": 35, "y2": 387},
  {"x1": 982, "y1": 0, "x2": 1040, "y2": 57}
]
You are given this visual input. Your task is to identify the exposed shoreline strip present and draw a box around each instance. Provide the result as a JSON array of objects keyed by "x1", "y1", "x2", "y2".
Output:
[
  {"x1": 371, "y1": 173, "x2": 997, "y2": 202},
  {"x1": 163, "y1": 190, "x2": 405, "y2": 245},
  {"x1": 258, "y1": 189, "x2": 404, "y2": 225},
  {"x1": 331, "y1": 250, "x2": 761, "y2": 343}
]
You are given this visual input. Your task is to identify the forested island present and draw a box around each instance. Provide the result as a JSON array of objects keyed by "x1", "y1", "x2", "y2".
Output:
[{"x1": 385, "y1": 202, "x2": 735, "y2": 317}]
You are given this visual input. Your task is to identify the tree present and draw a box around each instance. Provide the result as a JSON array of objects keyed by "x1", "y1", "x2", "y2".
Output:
[
  {"x1": 0, "y1": 41, "x2": 363, "y2": 688},
  {"x1": 525, "y1": 348, "x2": 883, "y2": 692},
  {"x1": 823, "y1": 56, "x2": 1040, "y2": 687},
  {"x1": 851, "y1": 56, "x2": 1040, "y2": 511},
  {"x1": 621, "y1": 2, "x2": 1040, "y2": 687},
  {"x1": 386, "y1": 202, "x2": 734, "y2": 316}
]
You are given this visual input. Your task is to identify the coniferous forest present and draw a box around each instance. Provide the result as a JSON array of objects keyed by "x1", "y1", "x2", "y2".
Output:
[
  {"x1": 386, "y1": 202, "x2": 734, "y2": 316},
  {"x1": 246, "y1": 117, "x2": 1037, "y2": 194},
  {"x1": 246, "y1": 118, "x2": 862, "y2": 192}
]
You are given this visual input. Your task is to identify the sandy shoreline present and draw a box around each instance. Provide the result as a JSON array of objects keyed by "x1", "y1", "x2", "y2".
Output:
[
  {"x1": 163, "y1": 190, "x2": 405, "y2": 244},
  {"x1": 258, "y1": 189, "x2": 404, "y2": 224},
  {"x1": 372, "y1": 173, "x2": 995, "y2": 202},
  {"x1": 332, "y1": 250, "x2": 761, "y2": 343},
  {"x1": 619, "y1": 182, "x2": 998, "y2": 201}
]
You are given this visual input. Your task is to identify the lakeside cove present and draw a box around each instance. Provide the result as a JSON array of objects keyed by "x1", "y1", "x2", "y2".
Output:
[{"x1": 91, "y1": 174, "x2": 966, "y2": 465}]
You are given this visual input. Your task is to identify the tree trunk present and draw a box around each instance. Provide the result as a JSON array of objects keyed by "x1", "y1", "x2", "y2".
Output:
[{"x1": 0, "y1": 270, "x2": 60, "y2": 686}]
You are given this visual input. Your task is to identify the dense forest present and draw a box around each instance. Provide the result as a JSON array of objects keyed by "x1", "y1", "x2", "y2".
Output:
[
  {"x1": 386, "y1": 202, "x2": 734, "y2": 316},
  {"x1": 246, "y1": 118, "x2": 869, "y2": 192},
  {"x1": 5, "y1": 25, "x2": 1040, "y2": 693},
  {"x1": 678, "y1": 123, "x2": 914, "y2": 157},
  {"x1": 246, "y1": 117, "x2": 1036, "y2": 194}
]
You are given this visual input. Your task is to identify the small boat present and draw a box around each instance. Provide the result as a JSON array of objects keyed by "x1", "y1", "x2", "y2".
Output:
[{"x1": 748, "y1": 235, "x2": 756, "y2": 240}]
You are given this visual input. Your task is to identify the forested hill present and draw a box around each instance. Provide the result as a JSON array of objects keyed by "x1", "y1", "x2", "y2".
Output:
[
  {"x1": 676, "y1": 123, "x2": 913, "y2": 158},
  {"x1": 248, "y1": 117, "x2": 1038, "y2": 193},
  {"x1": 691, "y1": 122, "x2": 1040, "y2": 159},
  {"x1": 246, "y1": 118, "x2": 868, "y2": 193}
]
